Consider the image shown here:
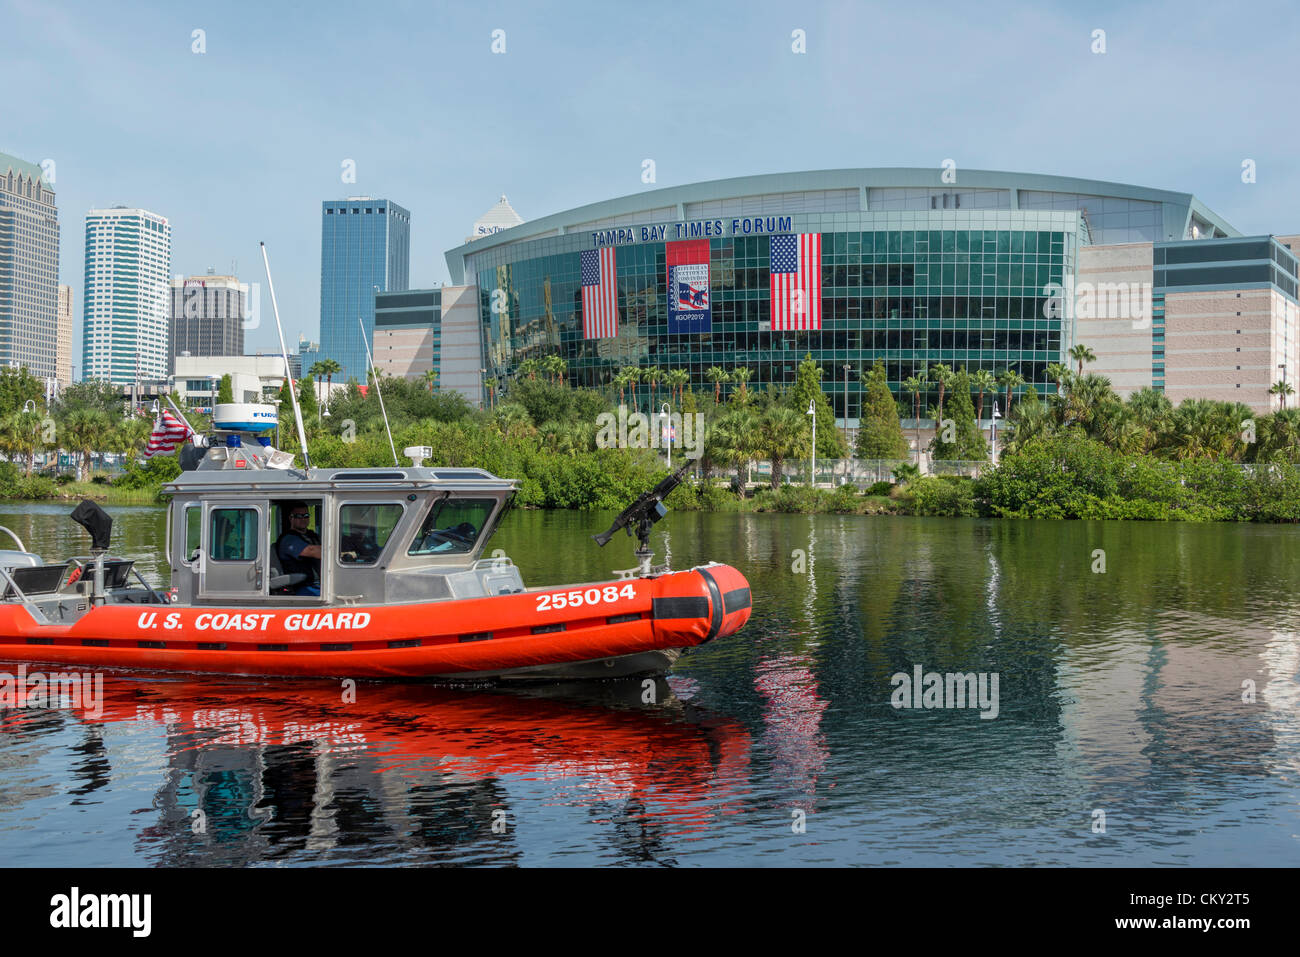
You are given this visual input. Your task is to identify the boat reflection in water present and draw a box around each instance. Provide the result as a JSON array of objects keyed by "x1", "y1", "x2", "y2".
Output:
[{"x1": 41, "y1": 671, "x2": 752, "y2": 865}]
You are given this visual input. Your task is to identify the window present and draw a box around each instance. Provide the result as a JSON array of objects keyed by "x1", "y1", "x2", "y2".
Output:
[
  {"x1": 339, "y1": 503, "x2": 404, "y2": 564},
  {"x1": 210, "y1": 508, "x2": 258, "y2": 561},
  {"x1": 409, "y1": 498, "x2": 497, "y2": 555},
  {"x1": 184, "y1": 505, "x2": 201, "y2": 561}
]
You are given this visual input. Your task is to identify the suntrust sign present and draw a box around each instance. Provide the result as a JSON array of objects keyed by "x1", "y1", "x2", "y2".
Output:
[{"x1": 592, "y1": 215, "x2": 794, "y2": 248}]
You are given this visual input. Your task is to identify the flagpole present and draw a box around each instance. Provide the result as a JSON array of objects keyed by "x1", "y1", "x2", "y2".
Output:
[
  {"x1": 359, "y1": 314, "x2": 399, "y2": 466},
  {"x1": 164, "y1": 394, "x2": 198, "y2": 444},
  {"x1": 261, "y1": 242, "x2": 311, "y2": 474}
]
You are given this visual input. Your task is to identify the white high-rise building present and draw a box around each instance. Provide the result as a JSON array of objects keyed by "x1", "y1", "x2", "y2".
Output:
[
  {"x1": 0, "y1": 151, "x2": 60, "y2": 378},
  {"x1": 83, "y1": 206, "x2": 171, "y2": 384}
]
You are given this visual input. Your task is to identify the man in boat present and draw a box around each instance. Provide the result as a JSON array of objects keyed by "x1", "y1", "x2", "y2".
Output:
[{"x1": 277, "y1": 506, "x2": 321, "y2": 595}]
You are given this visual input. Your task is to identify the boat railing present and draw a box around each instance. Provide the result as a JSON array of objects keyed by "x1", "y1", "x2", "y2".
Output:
[
  {"x1": 0, "y1": 565, "x2": 51, "y2": 624},
  {"x1": 63, "y1": 555, "x2": 168, "y2": 605},
  {"x1": 0, "y1": 524, "x2": 28, "y2": 554}
]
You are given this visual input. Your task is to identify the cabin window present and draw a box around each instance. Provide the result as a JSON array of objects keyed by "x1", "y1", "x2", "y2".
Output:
[
  {"x1": 408, "y1": 498, "x2": 496, "y2": 555},
  {"x1": 338, "y1": 503, "x2": 404, "y2": 565},
  {"x1": 184, "y1": 505, "x2": 201, "y2": 561},
  {"x1": 210, "y1": 508, "x2": 259, "y2": 562}
]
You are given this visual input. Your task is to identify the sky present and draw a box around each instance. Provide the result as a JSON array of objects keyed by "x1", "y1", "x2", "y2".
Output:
[{"x1": 3, "y1": 0, "x2": 1298, "y2": 373}]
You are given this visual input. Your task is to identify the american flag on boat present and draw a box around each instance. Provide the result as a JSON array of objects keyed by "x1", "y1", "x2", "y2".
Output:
[
  {"x1": 580, "y1": 248, "x2": 618, "y2": 338},
  {"x1": 143, "y1": 409, "x2": 194, "y2": 459}
]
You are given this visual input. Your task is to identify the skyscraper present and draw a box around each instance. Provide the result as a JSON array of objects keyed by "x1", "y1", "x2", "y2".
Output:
[
  {"x1": 320, "y1": 197, "x2": 410, "y2": 382},
  {"x1": 0, "y1": 151, "x2": 60, "y2": 377},
  {"x1": 170, "y1": 273, "x2": 246, "y2": 372},
  {"x1": 83, "y1": 207, "x2": 171, "y2": 384},
  {"x1": 57, "y1": 284, "x2": 72, "y2": 387}
]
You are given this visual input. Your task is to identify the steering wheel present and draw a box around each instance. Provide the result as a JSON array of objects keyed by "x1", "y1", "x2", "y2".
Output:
[{"x1": 441, "y1": 522, "x2": 477, "y2": 545}]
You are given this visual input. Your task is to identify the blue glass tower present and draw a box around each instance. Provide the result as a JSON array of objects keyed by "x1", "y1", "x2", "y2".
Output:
[{"x1": 319, "y1": 198, "x2": 410, "y2": 382}]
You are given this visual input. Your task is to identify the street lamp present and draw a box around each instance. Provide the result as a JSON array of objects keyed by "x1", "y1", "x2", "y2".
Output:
[
  {"x1": 842, "y1": 363, "x2": 853, "y2": 446},
  {"x1": 990, "y1": 399, "x2": 1002, "y2": 467},
  {"x1": 807, "y1": 398, "x2": 816, "y2": 487},
  {"x1": 659, "y1": 402, "x2": 671, "y2": 468}
]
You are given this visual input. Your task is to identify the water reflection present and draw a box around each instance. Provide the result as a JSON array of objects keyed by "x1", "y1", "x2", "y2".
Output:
[
  {"x1": 53, "y1": 674, "x2": 752, "y2": 866},
  {"x1": 4, "y1": 506, "x2": 1300, "y2": 865}
]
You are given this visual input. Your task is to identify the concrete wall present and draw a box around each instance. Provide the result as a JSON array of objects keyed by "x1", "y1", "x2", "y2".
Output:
[
  {"x1": 374, "y1": 326, "x2": 433, "y2": 379},
  {"x1": 1163, "y1": 288, "x2": 1295, "y2": 412},
  {"x1": 438, "y1": 285, "x2": 484, "y2": 407},
  {"x1": 1076, "y1": 243, "x2": 1154, "y2": 397}
]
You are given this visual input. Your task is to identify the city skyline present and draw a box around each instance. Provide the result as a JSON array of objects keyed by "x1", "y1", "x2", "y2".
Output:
[{"x1": 2, "y1": 0, "x2": 1299, "y2": 376}]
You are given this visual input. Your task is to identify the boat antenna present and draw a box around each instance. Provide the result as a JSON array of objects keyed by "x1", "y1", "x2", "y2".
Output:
[
  {"x1": 359, "y1": 314, "x2": 399, "y2": 466},
  {"x1": 260, "y1": 242, "x2": 311, "y2": 474}
]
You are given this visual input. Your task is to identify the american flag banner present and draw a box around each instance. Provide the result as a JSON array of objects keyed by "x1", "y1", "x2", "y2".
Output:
[
  {"x1": 769, "y1": 233, "x2": 822, "y2": 331},
  {"x1": 143, "y1": 409, "x2": 194, "y2": 459},
  {"x1": 580, "y1": 248, "x2": 618, "y2": 338}
]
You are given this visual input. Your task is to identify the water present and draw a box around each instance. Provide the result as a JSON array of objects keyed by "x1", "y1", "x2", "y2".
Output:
[{"x1": 2, "y1": 501, "x2": 1299, "y2": 866}]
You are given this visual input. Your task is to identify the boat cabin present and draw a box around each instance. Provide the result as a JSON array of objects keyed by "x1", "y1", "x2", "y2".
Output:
[{"x1": 164, "y1": 445, "x2": 523, "y2": 607}]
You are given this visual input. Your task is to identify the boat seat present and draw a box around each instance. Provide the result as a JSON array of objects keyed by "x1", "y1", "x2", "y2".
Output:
[
  {"x1": 58, "y1": 558, "x2": 135, "y2": 593},
  {"x1": 268, "y1": 545, "x2": 307, "y2": 594},
  {"x1": 4, "y1": 563, "x2": 71, "y2": 599}
]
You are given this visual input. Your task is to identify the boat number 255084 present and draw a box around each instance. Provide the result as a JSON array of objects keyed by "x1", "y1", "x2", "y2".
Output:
[{"x1": 537, "y1": 584, "x2": 636, "y2": 612}]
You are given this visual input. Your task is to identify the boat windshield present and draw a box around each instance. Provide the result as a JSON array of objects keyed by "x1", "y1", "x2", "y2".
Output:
[{"x1": 408, "y1": 497, "x2": 497, "y2": 556}]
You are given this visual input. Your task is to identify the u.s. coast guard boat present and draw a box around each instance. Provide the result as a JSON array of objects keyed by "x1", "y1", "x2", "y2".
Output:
[{"x1": 0, "y1": 406, "x2": 751, "y2": 681}]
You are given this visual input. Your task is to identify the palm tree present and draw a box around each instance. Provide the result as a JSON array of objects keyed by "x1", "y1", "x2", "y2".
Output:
[
  {"x1": 307, "y1": 361, "x2": 326, "y2": 415},
  {"x1": 902, "y1": 374, "x2": 925, "y2": 451},
  {"x1": 997, "y1": 368, "x2": 1024, "y2": 417},
  {"x1": 58, "y1": 408, "x2": 114, "y2": 482},
  {"x1": 707, "y1": 367, "x2": 731, "y2": 405},
  {"x1": 1168, "y1": 399, "x2": 1249, "y2": 461},
  {"x1": 618, "y1": 365, "x2": 640, "y2": 409},
  {"x1": 1004, "y1": 394, "x2": 1054, "y2": 454},
  {"x1": 493, "y1": 402, "x2": 535, "y2": 441},
  {"x1": 422, "y1": 368, "x2": 439, "y2": 394},
  {"x1": 543, "y1": 354, "x2": 567, "y2": 386},
  {"x1": 972, "y1": 369, "x2": 998, "y2": 422},
  {"x1": 1046, "y1": 362, "x2": 1071, "y2": 396},
  {"x1": 1068, "y1": 343, "x2": 1097, "y2": 376},
  {"x1": 711, "y1": 407, "x2": 760, "y2": 487},
  {"x1": 929, "y1": 363, "x2": 952, "y2": 420},
  {"x1": 319, "y1": 358, "x2": 342, "y2": 409},
  {"x1": 758, "y1": 405, "x2": 809, "y2": 488},
  {"x1": 665, "y1": 369, "x2": 690, "y2": 405},
  {"x1": 642, "y1": 366, "x2": 662, "y2": 409},
  {"x1": 518, "y1": 358, "x2": 541, "y2": 381},
  {"x1": 1269, "y1": 380, "x2": 1294, "y2": 411},
  {"x1": 891, "y1": 462, "x2": 921, "y2": 486},
  {"x1": 0, "y1": 414, "x2": 26, "y2": 474},
  {"x1": 1255, "y1": 409, "x2": 1300, "y2": 463},
  {"x1": 730, "y1": 367, "x2": 752, "y2": 405},
  {"x1": 112, "y1": 415, "x2": 153, "y2": 461}
]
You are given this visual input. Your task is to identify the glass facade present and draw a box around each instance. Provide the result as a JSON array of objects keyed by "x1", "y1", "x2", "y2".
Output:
[
  {"x1": 1154, "y1": 237, "x2": 1299, "y2": 301},
  {"x1": 320, "y1": 199, "x2": 411, "y2": 383},
  {"x1": 375, "y1": 288, "x2": 442, "y2": 373},
  {"x1": 83, "y1": 208, "x2": 171, "y2": 385},
  {"x1": 476, "y1": 212, "x2": 1081, "y2": 418}
]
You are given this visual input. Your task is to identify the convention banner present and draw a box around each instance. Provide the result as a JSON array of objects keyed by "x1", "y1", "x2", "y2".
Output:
[{"x1": 665, "y1": 239, "x2": 711, "y2": 334}]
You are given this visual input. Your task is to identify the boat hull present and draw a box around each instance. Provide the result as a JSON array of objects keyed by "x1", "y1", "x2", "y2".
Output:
[{"x1": 0, "y1": 564, "x2": 751, "y2": 680}]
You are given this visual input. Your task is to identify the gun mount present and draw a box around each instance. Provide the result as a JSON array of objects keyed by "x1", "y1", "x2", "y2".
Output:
[{"x1": 594, "y1": 461, "x2": 692, "y2": 576}]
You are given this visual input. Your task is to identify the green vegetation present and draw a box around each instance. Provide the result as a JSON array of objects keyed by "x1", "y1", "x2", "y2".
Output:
[
  {"x1": 855, "y1": 362, "x2": 909, "y2": 459},
  {"x1": 6, "y1": 343, "x2": 1300, "y2": 524}
]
